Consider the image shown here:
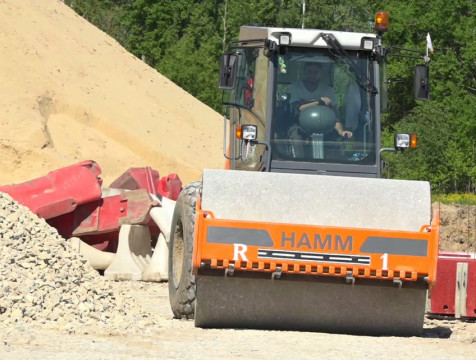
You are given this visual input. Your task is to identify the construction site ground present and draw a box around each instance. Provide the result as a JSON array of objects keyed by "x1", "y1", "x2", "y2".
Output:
[
  {"x1": 0, "y1": 281, "x2": 475, "y2": 360},
  {"x1": 0, "y1": 194, "x2": 474, "y2": 359},
  {"x1": 0, "y1": 1, "x2": 475, "y2": 359}
]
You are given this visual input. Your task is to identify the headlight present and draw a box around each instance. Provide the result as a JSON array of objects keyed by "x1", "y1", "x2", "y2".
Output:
[
  {"x1": 236, "y1": 125, "x2": 258, "y2": 141},
  {"x1": 360, "y1": 37, "x2": 377, "y2": 51},
  {"x1": 242, "y1": 125, "x2": 257, "y2": 141},
  {"x1": 395, "y1": 133, "x2": 417, "y2": 150}
]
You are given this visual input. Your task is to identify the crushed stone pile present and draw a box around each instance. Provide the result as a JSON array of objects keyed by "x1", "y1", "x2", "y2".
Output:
[{"x1": 0, "y1": 192, "x2": 159, "y2": 333}]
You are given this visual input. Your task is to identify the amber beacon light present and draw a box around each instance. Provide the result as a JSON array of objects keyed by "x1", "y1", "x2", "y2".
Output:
[
  {"x1": 235, "y1": 125, "x2": 242, "y2": 139},
  {"x1": 374, "y1": 11, "x2": 389, "y2": 32}
]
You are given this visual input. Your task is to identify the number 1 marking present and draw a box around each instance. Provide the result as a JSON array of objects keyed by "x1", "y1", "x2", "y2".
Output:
[{"x1": 380, "y1": 253, "x2": 388, "y2": 270}]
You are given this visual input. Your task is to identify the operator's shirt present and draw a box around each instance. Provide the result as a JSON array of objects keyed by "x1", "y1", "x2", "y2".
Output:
[{"x1": 289, "y1": 81, "x2": 338, "y2": 106}]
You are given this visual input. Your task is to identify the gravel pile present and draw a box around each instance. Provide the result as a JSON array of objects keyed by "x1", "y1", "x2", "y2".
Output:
[{"x1": 0, "y1": 192, "x2": 158, "y2": 333}]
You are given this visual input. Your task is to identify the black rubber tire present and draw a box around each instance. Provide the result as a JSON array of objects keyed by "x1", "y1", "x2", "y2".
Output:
[{"x1": 168, "y1": 181, "x2": 202, "y2": 319}]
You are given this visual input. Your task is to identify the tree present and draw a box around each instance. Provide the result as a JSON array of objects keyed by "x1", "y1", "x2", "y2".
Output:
[
  {"x1": 376, "y1": 0, "x2": 476, "y2": 192},
  {"x1": 64, "y1": 0, "x2": 475, "y2": 192},
  {"x1": 159, "y1": 0, "x2": 223, "y2": 110},
  {"x1": 64, "y1": 0, "x2": 128, "y2": 41}
]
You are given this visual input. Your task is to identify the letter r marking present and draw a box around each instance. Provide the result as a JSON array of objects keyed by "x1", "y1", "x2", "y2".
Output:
[{"x1": 233, "y1": 243, "x2": 248, "y2": 261}]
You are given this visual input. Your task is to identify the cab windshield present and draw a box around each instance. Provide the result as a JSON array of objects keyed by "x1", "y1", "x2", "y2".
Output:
[{"x1": 271, "y1": 48, "x2": 376, "y2": 165}]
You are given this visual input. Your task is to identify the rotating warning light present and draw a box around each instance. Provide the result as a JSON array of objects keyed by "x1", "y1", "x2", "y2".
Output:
[{"x1": 374, "y1": 11, "x2": 389, "y2": 32}]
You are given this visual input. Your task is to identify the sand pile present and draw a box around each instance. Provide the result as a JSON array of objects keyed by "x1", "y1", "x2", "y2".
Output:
[{"x1": 0, "y1": 0, "x2": 224, "y2": 187}]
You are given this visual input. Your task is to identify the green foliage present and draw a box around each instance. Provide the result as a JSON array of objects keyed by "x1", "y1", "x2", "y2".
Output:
[
  {"x1": 158, "y1": 1, "x2": 223, "y2": 110},
  {"x1": 433, "y1": 193, "x2": 476, "y2": 206},
  {"x1": 378, "y1": 0, "x2": 476, "y2": 193},
  {"x1": 382, "y1": 99, "x2": 476, "y2": 192},
  {"x1": 64, "y1": 0, "x2": 127, "y2": 40},
  {"x1": 64, "y1": 0, "x2": 475, "y2": 193},
  {"x1": 120, "y1": 0, "x2": 194, "y2": 66}
]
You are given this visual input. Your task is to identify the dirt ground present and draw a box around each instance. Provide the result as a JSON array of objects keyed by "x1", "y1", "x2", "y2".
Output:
[
  {"x1": 0, "y1": 281, "x2": 475, "y2": 360},
  {"x1": 437, "y1": 203, "x2": 476, "y2": 253},
  {"x1": 0, "y1": 1, "x2": 475, "y2": 359},
  {"x1": 0, "y1": 199, "x2": 474, "y2": 360}
]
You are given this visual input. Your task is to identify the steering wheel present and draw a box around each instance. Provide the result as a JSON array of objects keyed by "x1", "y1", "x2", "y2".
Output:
[{"x1": 299, "y1": 98, "x2": 326, "y2": 108}]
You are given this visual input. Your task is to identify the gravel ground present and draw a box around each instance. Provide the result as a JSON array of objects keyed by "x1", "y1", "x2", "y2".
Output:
[
  {"x1": 0, "y1": 282, "x2": 475, "y2": 360},
  {"x1": 1, "y1": 192, "x2": 475, "y2": 359}
]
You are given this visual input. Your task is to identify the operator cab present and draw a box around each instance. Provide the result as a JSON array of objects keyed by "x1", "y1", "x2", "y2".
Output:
[
  {"x1": 219, "y1": 23, "x2": 429, "y2": 178},
  {"x1": 272, "y1": 48, "x2": 374, "y2": 167}
]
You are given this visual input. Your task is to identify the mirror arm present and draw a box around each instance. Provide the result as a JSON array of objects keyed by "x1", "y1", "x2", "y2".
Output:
[
  {"x1": 385, "y1": 46, "x2": 430, "y2": 64},
  {"x1": 385, "y1": 78, "x2": 405, "y2": 84},
  {"x1": 387, "y1": 53, "x2": 424, "y2": 60},
  {"x1": 380, "y1": 147, "x2": 397, "y2": 154}
]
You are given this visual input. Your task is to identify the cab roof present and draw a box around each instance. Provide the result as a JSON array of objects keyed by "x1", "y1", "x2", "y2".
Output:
[{"x1": 239, "y1": 26, "x2": 377, "y2": 50}]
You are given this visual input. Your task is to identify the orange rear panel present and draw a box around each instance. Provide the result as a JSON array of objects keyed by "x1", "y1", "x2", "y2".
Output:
[{"x1": 193, "y1": 195, "x2": 439, "y2": 288}]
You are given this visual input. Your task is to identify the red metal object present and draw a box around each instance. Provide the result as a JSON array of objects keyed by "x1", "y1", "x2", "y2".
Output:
[
  {"x1": 48, "y1": 189, "x2": 158, "y2": 237},
  {"x1": 81, "y1": 231, "x2": 120, "y2": 253},
  {"x1": 430, "y1": 251, "x2": 476, "y2": 319},
  {"x1": 109, "y1": 167, "x2": 182, "y2": 200},
  {"x1": 467, "y1": 259, "x2": 476, "y2": 318},
  {"x1": 158, "y1": 173, "x2": 182, "y2": 200},
  {"x1": 0, "y1": 160, "x2": 181, "y2": 253},
  {"x1": 0, "y1": 160, "x2": 103, "y2": 219},
  {"x1": 109, "y1": 167, "x2": 160, "y2": 195}
]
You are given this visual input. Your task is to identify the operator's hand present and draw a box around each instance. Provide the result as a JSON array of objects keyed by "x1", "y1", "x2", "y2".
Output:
[
  {"x1": 297, "y1": 98, "x2": 326, "y2": 111},
  {"x1": 339, "y1": 130, "x2": 353, "y2": 139},
  {"x1": 320, "y1": 97, "x2": 332, "y2": 106},
  {"x1": 335, "y1": 121, "x2": 352, "y2": 139}
]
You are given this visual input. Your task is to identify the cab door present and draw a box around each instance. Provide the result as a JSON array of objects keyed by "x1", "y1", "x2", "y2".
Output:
[{"x1": 222, "y1": 45, "x2": 271, "y2": 171}]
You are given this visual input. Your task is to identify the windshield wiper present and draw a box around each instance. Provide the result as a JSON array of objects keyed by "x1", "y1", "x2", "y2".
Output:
[{"x1": 318, "y1": 33, "x2": 378, "y2": 95}]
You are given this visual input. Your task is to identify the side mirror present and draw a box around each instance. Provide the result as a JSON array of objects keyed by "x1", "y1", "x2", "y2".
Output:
[
  {"x1": 219, "y1": 54, "x2": 238, "y2": 90},
  {"x1": 414, "y1": 65, "x2": 430, "y2": 100}
]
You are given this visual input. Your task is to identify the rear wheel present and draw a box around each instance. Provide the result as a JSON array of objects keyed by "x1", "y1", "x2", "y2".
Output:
[{"x1": 168, "y1": 181, "x2": 202, "y2": 319}]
